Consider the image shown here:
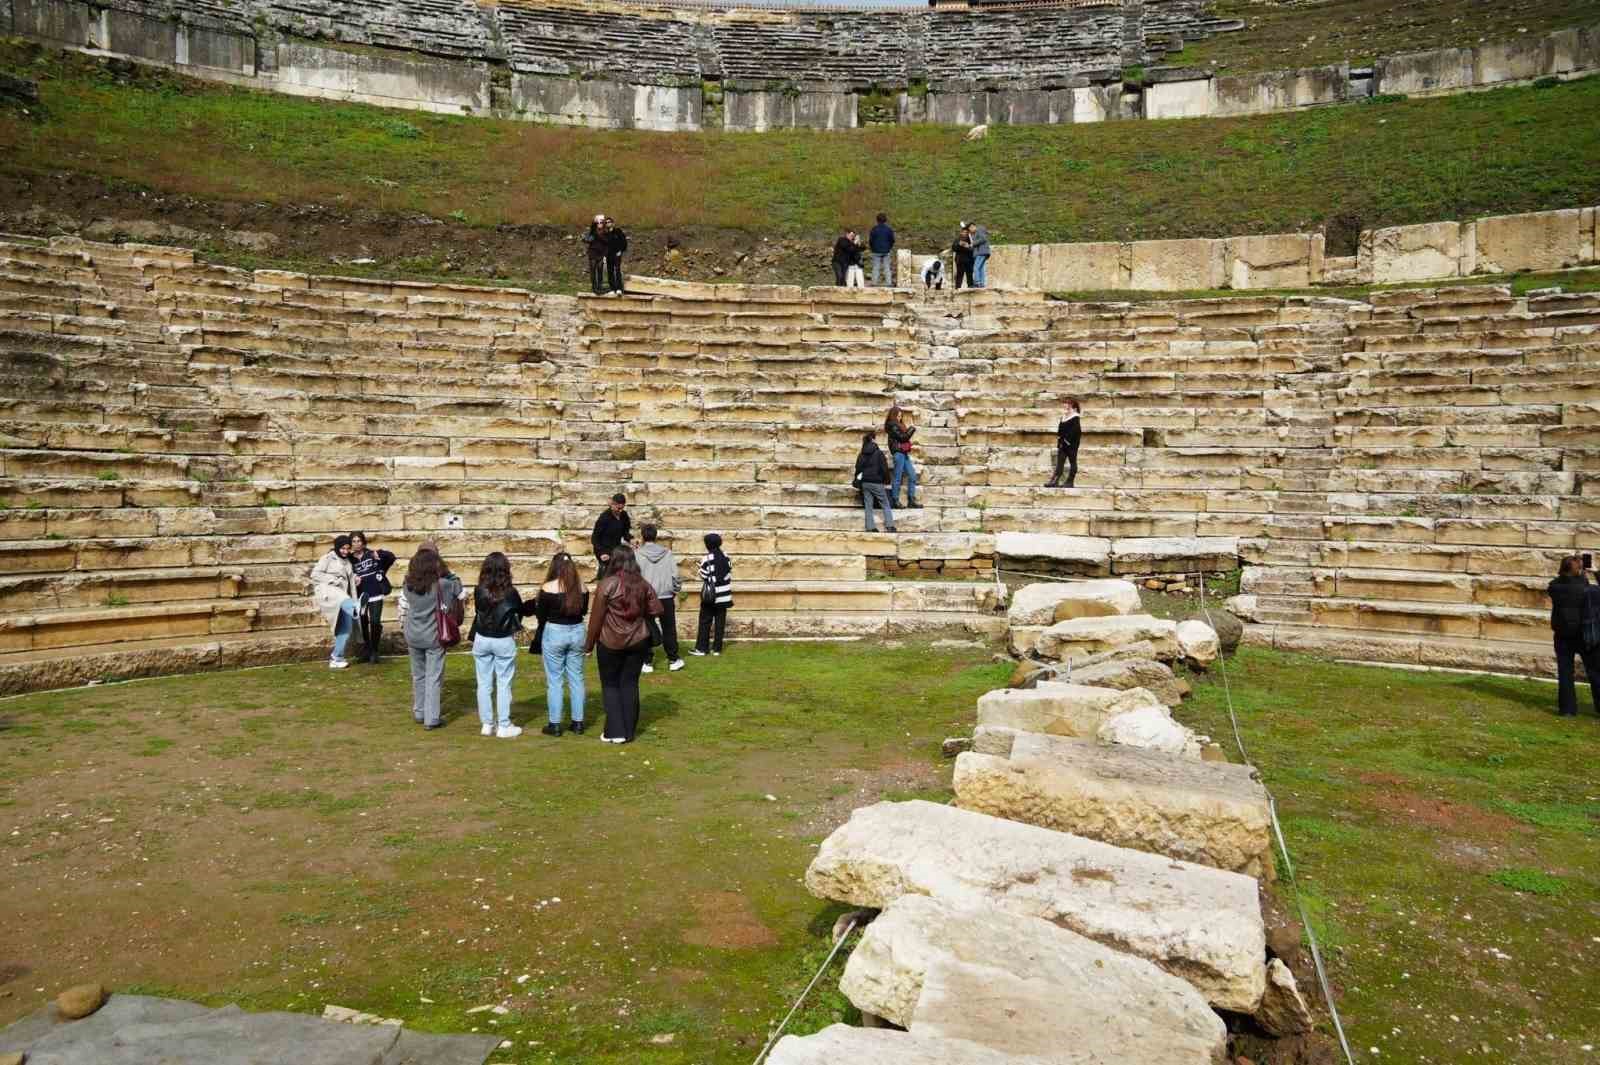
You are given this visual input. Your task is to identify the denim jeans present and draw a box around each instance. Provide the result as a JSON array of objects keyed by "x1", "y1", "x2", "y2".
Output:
[
  {"x1": 862, "y1": 482, "x2": 895, "y2": 532},
  {"x1": 891, "y1": 450, "x2": 917, "y2": 503},
  {"x1": 331, "y1": 598, "x2": 357, "y2": 659},
  {"x1": 974, "y1": 253, "x2": 990, "y2": 287},
  {"x1": 472, "y1": 634, "x2": 518, "y2": 728},
  {"x1": 541, "y1": 621, "x2": 587, "y2": 725},
  {"x1": 870, "y1": 252, "x2": 893, "y2": 286}
]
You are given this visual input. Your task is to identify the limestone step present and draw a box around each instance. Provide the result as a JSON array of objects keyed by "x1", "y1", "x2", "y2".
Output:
[
  {"x1": 839, "y1": 895, "x2": 1226, "y2": 1064},
  {"x1": 0, "y1": 597, "x2": 263, "y2": 653},
  {"x1": 1243, "y1": 621, "x2": 1559, "y2": 677},
  {"x1": 953, "y1": 734, "x2": 1274, "y2": 878},
  {"x1": 805, "y1": 799, "x2": 1268, "y2": 1013}
]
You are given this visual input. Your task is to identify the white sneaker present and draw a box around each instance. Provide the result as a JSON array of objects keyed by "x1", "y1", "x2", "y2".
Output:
[
  {"x1": 712, "y1": 651, "x2": 722, "y2": 656},
  {"x1": 689, "y1": 650, "x2": 707, "y2": 657},
  {"x1": 669, "y1": 659, "x2": 685, "y2": 672},
  {"x1": 329, "y1": 658, "x2": 349, "y2": 669},
  {"x1": 496, "y1": 724, "x2": 523, "y2": 739},
  {"x1": 481, "y1": 723, "x2": 495, "y2": 737},
  {"x1": 641, "y1": 663, "x2": 654, "y2": 673}
]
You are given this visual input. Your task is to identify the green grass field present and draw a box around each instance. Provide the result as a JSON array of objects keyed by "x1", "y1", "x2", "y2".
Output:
[
  {"x1": 3, "y1": 40, "x2": 1599, "y2": 249},
  {"x1": 2, "y1": 637, "x2": 1597, "y2": 1062}
]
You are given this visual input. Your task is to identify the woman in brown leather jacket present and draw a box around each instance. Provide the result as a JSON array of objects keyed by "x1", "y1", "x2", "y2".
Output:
[{"x1": 585, "y1": 544, "x2": 662, "y2": 743}]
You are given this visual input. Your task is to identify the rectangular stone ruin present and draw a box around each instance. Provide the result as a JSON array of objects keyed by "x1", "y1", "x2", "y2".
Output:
[
  {"x1": 839, "y1": 894, "x2": 1228, "y2": 1064},
  {"x1": 977, "y1": 681, "x2": 1205, "y2": 757},
  {"x1": 953, "y1": 733, "x2": 1276, "y2": 878},
  {"x1": 805, "y1": 800, "x2": 1268, "y2": 1012},
  {"x1": 768, "y1": 1025, "x2": 1053, "y2": 1065}
]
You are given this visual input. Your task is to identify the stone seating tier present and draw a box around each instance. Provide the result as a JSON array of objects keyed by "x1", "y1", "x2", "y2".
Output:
[{"x1": 1, "y1": 236, "x2": 1594, "y2": 688}]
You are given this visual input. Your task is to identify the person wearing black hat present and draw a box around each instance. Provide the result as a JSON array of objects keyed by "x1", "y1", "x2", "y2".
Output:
[
  {"x1": 310, "y1": 534, "x2": 357, "y2": 669},
  {"x1": 591, "y1": 493, "x2": 633, "y2": 572}
]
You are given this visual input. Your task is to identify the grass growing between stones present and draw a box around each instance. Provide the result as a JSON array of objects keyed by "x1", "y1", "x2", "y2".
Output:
[
  {"x1": 0, "y1": 639, "x2": 1006, "y2": 1063},
  {"x1": 1179, "y1": 647, "x2": 1600, "y2": 1064}
]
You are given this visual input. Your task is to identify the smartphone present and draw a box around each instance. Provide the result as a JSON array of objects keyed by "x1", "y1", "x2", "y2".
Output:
[{"x1": 1585, "y1": 553, "x2": 1593, "y2": 570}]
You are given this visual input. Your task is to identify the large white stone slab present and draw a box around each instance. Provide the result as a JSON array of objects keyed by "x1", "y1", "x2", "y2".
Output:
[
  {"x1": 953, "y1": 735, "x2": 1275, "y2": 877},
  {"x1": 767, "y1": 1026, "x2": 1052, "y2": 1065},
  {"x1": 1036, "y1": 614, "x2": 1180, "y2": 662},
  {"x1": 995, "y1": 532, "x2": 1110, "y2": 564},
  {"x1": 840, "y1": 895, "x2": 1227, "y2": 1064},
  {"x1": 976, "y1": 682, "x2": 1158, "y2": 738},
  {"x1": 805, "y1": 800, "x2": 1268, "y2": 1011},
  {"x1": 1007, "y1": 579, "x2": 1142, "y2": 626}
]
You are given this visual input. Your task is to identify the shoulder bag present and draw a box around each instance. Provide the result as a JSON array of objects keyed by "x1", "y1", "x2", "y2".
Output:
[{"x1": 436, "y1": 580, "x2": 463, "y2": 648}]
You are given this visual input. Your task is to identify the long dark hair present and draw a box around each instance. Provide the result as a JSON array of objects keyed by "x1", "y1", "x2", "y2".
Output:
[
  {"x1": 544, "y1": 552, "x2": 584, "y2": 617},
  {"x1": 604, "y1": 544, "x2": 653, "y2": 613},
  {"x1": 476, "y1": 551, "x2": 513, "y2": 603},
  {"x1": 404, "y1": 546, "x2": 443, "y2": 594},
  {"x1": 884, "y1": 404, "x2": 902, "y2": 430}
]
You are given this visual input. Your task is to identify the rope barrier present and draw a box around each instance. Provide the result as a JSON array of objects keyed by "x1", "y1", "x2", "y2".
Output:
[{"x1": 750, "y1": 914, "x2": 860, "y2": 1065}]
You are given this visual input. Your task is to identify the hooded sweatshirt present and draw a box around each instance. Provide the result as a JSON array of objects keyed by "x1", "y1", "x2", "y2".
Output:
[{"x1": 637, "y1": 542, "x2": 681, "y2": 601}]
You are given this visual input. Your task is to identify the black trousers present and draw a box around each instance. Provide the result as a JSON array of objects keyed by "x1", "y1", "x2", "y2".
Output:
[
  {"x1": 649, "y1": 598, "x2": 680, "y2": 662},
  {"x1": 833, "y1": 263, "x2": 847, "y2": 286},
  {"x1": 596, "y1": 639, "x2": 650, "y2": 740},
  {"x1": 695, "y1": 603, "x2": 729, "y2": 653},
  {"x1": 954, "y1": 260, "x2": 974, "y2": 288},
  {"x1": 589, "y1": 257, "x2": 607, "y2": 295},
  {"x1": 358, "y1": 598, "x2": 385, "y2": 657},
  {"x1": 1050, "y1": 445, "x2": 1079, "y2": 486},
  {"x1": 1554, "y1": 633, "x2": 1600, "y2": 716},
  {"x1": 606, "y1": 255, "x2": 624, "y2": 293}
]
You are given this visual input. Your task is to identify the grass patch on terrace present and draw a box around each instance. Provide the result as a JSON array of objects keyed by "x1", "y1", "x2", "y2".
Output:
[
  {"x1": 1177, "y1": 647, "x2": 1600, "y2": 1064},
  {"x1": 1173, "y1": 0, "x2": 1600, "y2": 75},
  {"x1": 2, "y1": 39, "x2": 1599, "y2": 249},
  {"x1": 2, "y1": 638, "x2": 1598, "y2": 1061}
]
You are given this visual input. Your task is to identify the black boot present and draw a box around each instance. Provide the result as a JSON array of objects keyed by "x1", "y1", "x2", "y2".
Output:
[
  {"x1": 908, "y1": 497, "x2": 922, "y2": 509},
  {"x1": 368, "y1": 622, "x2": 383, "y2": 663}
]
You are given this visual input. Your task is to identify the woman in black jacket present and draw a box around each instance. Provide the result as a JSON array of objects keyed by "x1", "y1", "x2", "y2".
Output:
[
  {"x1": 1549, "y1": 555, "x2": 1600, "y2": 717},
  {"x1": 884, "y1": 404, "x2": 920, "y2": 509},
  {"x1": 347, "y1": 531, "x2": 397, "y2": 664},
  {"x1": 854, "y1": 431, "x2": 896, "y2": 534},
  {"x1": 471, "y1": 551, "x2": 527, "y2": 738},
  {"x1": 952, "y1": 224, "x2": 976, "y2": 289}
]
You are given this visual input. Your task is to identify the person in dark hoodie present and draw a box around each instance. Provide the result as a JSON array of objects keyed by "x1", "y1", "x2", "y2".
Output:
[
  {"x1": 591, "y1": 493, "x2": 632, "y2": 572},
  {"x1": 868, "y1": 212, "x2": 896, "y2": 286},
  {"x1": 854, "y1": 430, "x2": 896, "y2": 534},
  {"x1": 636, "y1": 524, "x2": 685, "y2": 673},
  {"x1": 1548, "y1": 554, "x2": 1600, "y2": 717},
  {"x1": 584, "y1": 214, "x2": 609, "y2": 296},
  {"x1": 604, "y1": 215, "x2": 628, "y2": 295},
  {"x1": 347, "y1": 530, "x2": 397, "y2": 664},
  {"x1": 1045, "y1": 398, "x2": 1082, "y2": 488}
]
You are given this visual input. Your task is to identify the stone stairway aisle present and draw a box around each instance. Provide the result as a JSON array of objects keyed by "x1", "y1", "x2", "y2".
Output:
[{"x1": 773, "y1": 579, "x2": 1314, "y2": 1063}]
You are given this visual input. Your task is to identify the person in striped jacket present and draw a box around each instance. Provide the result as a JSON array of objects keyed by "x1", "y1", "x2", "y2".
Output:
[{"x1": 690, "y1": 533, "x2": 733, "y2": 657}]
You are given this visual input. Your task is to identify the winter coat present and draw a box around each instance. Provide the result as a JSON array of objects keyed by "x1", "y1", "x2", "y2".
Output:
[
  {"x1": 400, "y1": 574, "x2": 464, "y2": 650},
  {"x1": 868, "y1": 223, "x2": 896, "y2": 255},
  {"x1": 971, "y1": 225, "x2": 991, "y2": 256},
  {"x1": 855, "y1": 441, "x2": 891, "y2": 485},
  {"x1": 698, "y1": 551, "x2": 733, "y2": 608},
  {"x1": 952, "y1": 235, "x2": 975, "y2": 266},
  {"x1": 349, "y1": 548, "x2": 396, "y2": 601},
  {"x1": 832, "y1": 236, "x2": 862, "y2": 268},
  {"x1": 584, "y1": 224, "x2": 609, "y2": 262},
  {"x1": 1548, "y1": 574, "x2": 1590, "y2": 639},
  {"x1": 637, "y1": 542, "x2": 682, "y2": 601},
  {"x1": 585, "y1": 573, "x2": 661, "y2": 652},
  {"x1": 885, "y1": 418, "x2": 915, "y2": 453},
  {"x1": 1058, "y1": 414, "x2": 1082, "y2": 451},
  {"x1": 591, "y1": 509, "x2": 632, "y2": 559},
  {"x1": 606, "y1": 226, "x2": 629, "y2": 258},
  {"x1": 310, "y1": 550, "x2": 355, "y2": 629}
]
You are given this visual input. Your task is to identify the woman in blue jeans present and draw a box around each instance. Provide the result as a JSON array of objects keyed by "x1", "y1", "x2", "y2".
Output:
[
  {"x1": 470, "y1": 551, "x2": 526, "y2": 739},
  {"x1": 533, "y1": 552, "x2": 590, "y2": 737},
  {"x1": 884, "y1": 404, "x2": 920, "y2": 509}
]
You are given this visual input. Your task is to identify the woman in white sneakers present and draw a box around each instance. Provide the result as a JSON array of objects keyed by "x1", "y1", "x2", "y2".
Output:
[{"x1": 310, "y1": 534, "x2": 357, "y2": 669}]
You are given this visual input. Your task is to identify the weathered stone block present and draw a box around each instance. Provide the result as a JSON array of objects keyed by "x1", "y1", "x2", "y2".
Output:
[
  {"x1": 1127, "y1": 239, "x2": 1226, "y2": 290},
  {"x1": 1069, "y1": 656, "x2": 1190, "y2": 706},
  {"x1": 1006, "y1": 578, "x2": 1140, "y2": 626},
  {"x1": 1474, "y1": 209, "x2": 1587, "y2": 273},
  {"x1": 1035, "y1": 614, "x2": 1180, "y2": 662},
  {"x1": 768, "y1": 1027, "x2": 1047, "y2": 1065},
  {"x1": 1362, "y1": 220, "x2": 1465, "y2": 283},
  {"x1": 976, "y1": 682, "x2": 1156, "y2": 738}
]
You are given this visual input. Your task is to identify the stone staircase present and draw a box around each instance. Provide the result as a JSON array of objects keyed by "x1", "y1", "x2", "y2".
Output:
[{"x1": 3, "y1": 234, "x2": 1596, "y2": 689}]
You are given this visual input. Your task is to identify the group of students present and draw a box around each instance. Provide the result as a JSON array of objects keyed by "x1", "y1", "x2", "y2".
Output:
[
  {"x1": 583, "y1": 214, "x2": 628, "y2": 296},
  {"x1": 307, "y1": 498, "x2": 734, "y2": 744},
  {"x1": 829, "y1": 215, "x2": 991, "y2": 291}
]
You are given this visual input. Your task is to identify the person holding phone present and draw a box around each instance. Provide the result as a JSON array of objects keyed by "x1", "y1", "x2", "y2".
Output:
[{"x1": 1548, "y1": 554, "x2": 1600, "y2": 718}]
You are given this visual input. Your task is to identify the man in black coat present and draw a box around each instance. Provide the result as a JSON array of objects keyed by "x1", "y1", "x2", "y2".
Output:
[
  {"x1": 604, "y1": 216, "x2": 628, "y2": 294},
  {"x1": 583, "y1": 214, "x2": 608, "y2": 296},
  {"x1": 1548, "y1": 554, "x2": 1600, "y2": 717},
  {"x1": 1045, "y1": 398, "x2": 1082, "y2": 488},
  {"x1": 591, "y1": 493, "x2": 632, "y2": 571}
]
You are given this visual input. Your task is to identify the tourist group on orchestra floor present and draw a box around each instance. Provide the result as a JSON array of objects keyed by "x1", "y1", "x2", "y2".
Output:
[{"x1": 309, "y1": 494, "x2": 732, "y2": 744}]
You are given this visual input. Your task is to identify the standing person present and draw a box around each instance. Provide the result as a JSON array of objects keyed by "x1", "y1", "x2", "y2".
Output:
[
  {"x1": 347, "y1": 531, "x2": 396, "y2": 664},
  {"x1": 854, "y1": 431, "x2": 896, "y2": 533},
  {"x1": 310, "y1": 534, "x2": 357, "y2": 670},
  {"x1": 868, "y1": 212, "x2": 896, "y2": 287},
  {"x1": 636, "y1": 524, "x2": 686, "y2": 674},
  {"x1": 584, "y1": 214, "x2": 608, "y2": 296},
  {"x1": 398, "y1": 544, "x2": 462, "y2": 730},
  {"x1": 591, "y1": 492, "x2": 632, "y2": 572},
  {"x1": 585, "y1": 544, "x2": 661, "y2": 743},
  {"x1": 831, "y1": 229, "x2": 855, "y2": 287},
  {"x1": 952, "y1": 223, "x2": 976, "y2": 290},
  {"x1": 533, "y1": 552, "x2": 589, "y2": 736},
  {"x1": 884, "y1": 405, "x2": 920, "y2": 509},
  {"x1": 690, "y1": 533, "x2": 733, "y2": 657},
  {"x1": 844, "y1": 230, "x2": 866, "y2": 289},
  {"x1": 1045, "y1": 398, "x2": 1082, "y2": 488},
  {"x1": 469, "y1": 551, "x2": 524, "y2": 739},
  {"x1": 971, "y1": 220, "x2": 992, "y2": 288},
  {"x1": 604, "y1": 215, "x2": 628, "y2": 295},
  {"x1": 1548, "y1": 555, "x2": 1600, "y2": 718}
]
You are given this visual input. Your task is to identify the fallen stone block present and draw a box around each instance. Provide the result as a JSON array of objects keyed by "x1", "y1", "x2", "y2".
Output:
[
  {"x1": 1007, "y1": 579, "x2": 1140, "y2": 626},
  {"x1": 953, "y1": 735, "x2": 1274, "y2": 878},
  {"x1": 840, "y1": 895, "x2": 1227, "y2": 1064},
  {"x1": 976, "y1": 682, "x2": 1158, "y2": 738},
  {"x1": 1259, "y1": 958, "x2": 1315, "y2": 1036},
  {"x1": 1069, "y1": 656, "x2": 1190, "y2": 707},
  {"x1": 1036, "y1": 614, "x2": 1180, "y2": 663},
  {"x1": 768, "y1": 1025, "x2": 1051, "y2": 1065},
  {"x1": 972, "y1": 723, "x2": 1021, "y2": 756},
  {"x1": 1097, "y1": 702, "x2": 1205, "y2": 758},
  {"x1": 1176, "y1": 619, "x2": 1220, "y2": 667},
  {"x1": 805, "y1": 800, "x2": 1268, "y2": 1012}
]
